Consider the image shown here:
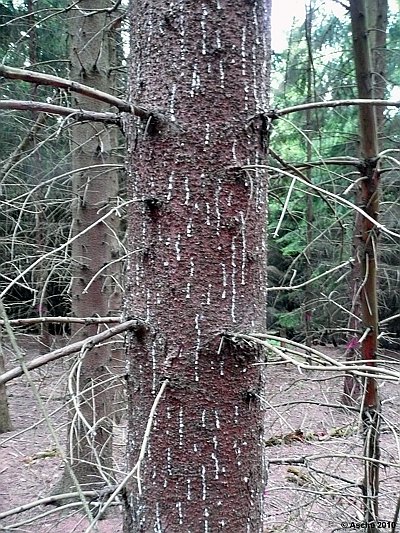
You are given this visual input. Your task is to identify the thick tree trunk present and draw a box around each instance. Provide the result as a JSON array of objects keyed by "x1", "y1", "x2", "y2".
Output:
[
  {"x1": 52, "y1": 0, "x2": 122, "y2": 495},
  {"x1": 124, "y1": 0, "x2": 271, "y2": 531}
]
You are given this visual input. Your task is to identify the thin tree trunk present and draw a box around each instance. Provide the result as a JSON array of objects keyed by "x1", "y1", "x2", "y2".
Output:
[
  {"x1": 349, "y1": 0, "x2": 383, "y2": 528},
  {"x1": 304, "y1": 2, "x2": 314, "y2": 352},
  {"x1": 27, "y1": 0, "x2": 51, "y2": 346},
  {"x1": 0, "y1": 331, "x2": 13, "y2": 433},
  {"x1": 124, "y1": 0, "x2": 271, "y2": 530},
  {"x1": 51, "y1": 0, "x2": 122, "y2": 496},
  {"x1": 343, "y1": 0, "x2": 387, "y2": 408}
]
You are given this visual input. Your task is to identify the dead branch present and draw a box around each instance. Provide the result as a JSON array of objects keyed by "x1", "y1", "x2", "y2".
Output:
[
  {"x1": 248, "y1": 164, "x2": 400, "y2": 240},
  {"x1": 0, "y1": 491, "x2": 98, "y2": 520},
  {"x1": 267, "y1": 259, "x2": 354, "y2": 291},
  {"x1": 0, "y1": 64, "x2": 149, "y2": 118},
  {"x1": 0, "y1": 100, "x2": 121, "y2": 124},
  {"x1": 85, "y1": 379, "x2": 168, "y2": 532},
  {"x1": 0, "y1": 316, "x2": 121, "y2": 326},
  {"x1": 268, "y1": 98, "x2": 400, "y2": 119},
  {"x1": 0, "y1": 319, "x2": 140, "y2": 385}
]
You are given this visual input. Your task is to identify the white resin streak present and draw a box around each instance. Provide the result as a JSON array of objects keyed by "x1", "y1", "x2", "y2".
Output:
[
  {"x1": 177, "y1": 501, "x2": 183, "y2": 525},
  {"x1": 170, "y1": 84, "x2": 177, "y2": 121},
  {"x1": 201, "y1": 465, "x2": 207, "y2": 500},
  {"x1": 179, "y1": 405, "x2": 184, "y2": 447},
  {"x1": 252, "y1": 7, "x2": 261, "y2": 109},
  {"x1": 152, "y1": 341, "x2": 156, "y2": 394},
  {"x1": 201, "y1": 4, "x2": 208, "y2": 55},
  {"x1": 205, "y1": 123, "x2": 210, "y2": 145},
  {"x1": 215, "y1": 184, "x2": 221, "y2": 235},
  {"x1": 167, "y1": 171, "x2": 174, "y2": 201},
  {"x1": 155, "y1": 502, "x2": 162, "y2": 533},
  {"x1": 184, "y1": 176, "x2": 190, "y2": 204},
  {"x1": 194, "y1": 315, "x2": 201, "y2": 381},
  {"x1": 240, "y1": 211, "x2": 246, "y2": 285},
  {"x1": 204, "y1": 507, "x2": 209, "y2": 532},
  {"x1": 179, "y1": 8, "x2": 186, "y2": 63},
  {"x1": 231, "y1": 139, "x2": 237, "y2": 162},
  {"x1": 215, "y1": 410, "x2": 220, "y2": 429},
  {"x1": 167, "y1": 447, "x2": 172, "y2": 475},
  {"x1": 221, "y1": 262, "x2": 227, "y2": 299},
  {"x1": 219, "y1": 59, "x2": 225, "y2": 88},
  {"x1": 191, "y1": 60, "x2": 200, "y2": 97},
  {"x1": 146, "y1": 288, "x2": 150, "y2": 321},
  {"x1": 206, "y1": 203, "x2": 211, "y2": 226},
  {"x1": 211, "y1": 451, "x2": 219, "y2": 479},
  {"x1": 186, "y1": 218, "x2": 193, "y2": 237},
  {"x1": 241, "y1": 26, "x2": 247, "y2": 75},
  {"x1": 175, "y1": 234, "x2": 181, "y2": 261},
  {"x1": 231, "y1": 237, "x2": 237, "y2": 322}
]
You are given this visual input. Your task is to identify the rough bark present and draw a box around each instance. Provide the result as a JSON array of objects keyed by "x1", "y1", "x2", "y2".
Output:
[
  {"x1": 51, "y1": 0, "x2": 122, "y2": 496},
  {"x1": 124, "y1": 0, "x2": 270, "y2": 531}
]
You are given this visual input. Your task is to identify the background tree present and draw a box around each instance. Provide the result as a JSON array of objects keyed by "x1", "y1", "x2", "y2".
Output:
[
  {"x1": 349, "y1": 0, "x2": 381, "y2": 525},
  {"x1": 50, "y1": 0, "x2": 125, "y2": 495},
  {"x1": 0, "y1": 0, "x2": 71, "y2": 434}
]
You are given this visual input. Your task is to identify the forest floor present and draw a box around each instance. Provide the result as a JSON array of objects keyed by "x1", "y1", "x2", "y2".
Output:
[{"x1": 0, "y1": 335, "x2": 400, "y2": 532}]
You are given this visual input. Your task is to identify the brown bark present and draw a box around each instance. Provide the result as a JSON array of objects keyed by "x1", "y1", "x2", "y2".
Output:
[
  {"x1": 367, "y1": 0, "x2": 387, "y2": 136},
  {"x1": 349, "y1": 0, "x2": 383, "y2": 528},
  {"x1": 124, "y1": 0, "x2": 270, "y2": 531},
  {"x1": 343, "y1": 0, "x2": 386, "y2": 407},
  {"x1": 51, "y1": 0, "x2": 123, "y2": 496}
]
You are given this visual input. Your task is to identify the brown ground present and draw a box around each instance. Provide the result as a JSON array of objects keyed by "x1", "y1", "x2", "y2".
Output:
[
  {"x1": 0, "y1": 335, "x2": 124, "y2": 533},
  {"x1": 263, "y1": 345, "x2": 400, "y2": 532},
  {"x1": 1, "y1": 336, "x2": 400, "y2": 532}
]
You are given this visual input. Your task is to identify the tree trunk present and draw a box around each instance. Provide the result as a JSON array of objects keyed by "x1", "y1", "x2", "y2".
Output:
[
  {"x1": 0, "y1": 335, "x2": 13, "y2": 434},
  {"x1": 342, "y1": 0, "x2": 386, "y2": 407},
  {"x1": 52, "y1": 0, "x2": 122, "y2": 495},
  {"x1": 304, "y1": 2, "x2": 314, "y2": 352},
  {"x1": 349, "y1": 0, "x2": 382, "y2": 528},
  {"x1": 123, "y1": 0, "x2": 271, "y2": 531}
]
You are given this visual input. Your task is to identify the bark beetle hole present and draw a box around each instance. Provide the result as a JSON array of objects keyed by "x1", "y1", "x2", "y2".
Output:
[
  {"x1": 142, "y1": 113, "x2": 164, "y2": 137},
  {"x1": 134, "y1": 321, "x2": 148, "y2": 342},
  {"x1": 144, "y1": 197, "x2": 163, "y2": 217},
  {"x1": 244, "y1": 389, "x2": 258, "y2": 406}
]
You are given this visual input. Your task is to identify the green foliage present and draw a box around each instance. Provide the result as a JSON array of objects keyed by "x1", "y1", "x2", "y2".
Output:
[
  {"x1": 0, "y1": 1, "x2": 71, "y2": 319},
  {"x1": 268, "y1": 2, "x2": 400, "y2": 343}
]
